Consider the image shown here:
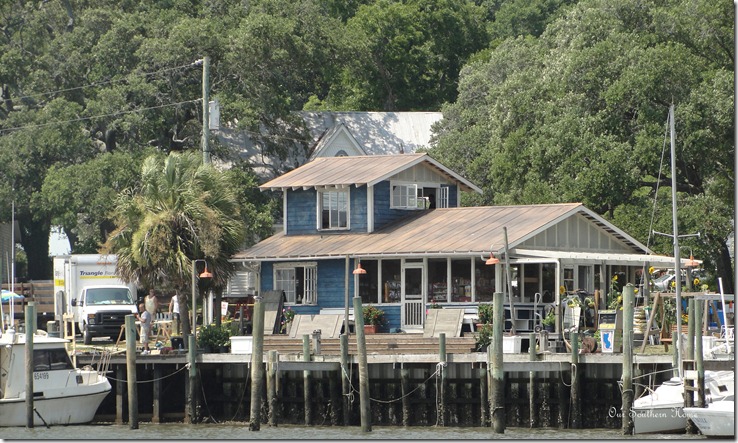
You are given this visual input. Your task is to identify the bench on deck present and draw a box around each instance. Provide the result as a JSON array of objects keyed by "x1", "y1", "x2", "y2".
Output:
[
  {"x1": 317, "y1": 308, "x2": 354, "y2": 334},
  {"x1": 436, "y1": 306, "x2": 478, "y2": 332}
]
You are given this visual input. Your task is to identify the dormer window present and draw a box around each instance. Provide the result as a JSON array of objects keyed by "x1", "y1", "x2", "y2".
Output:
[
  {"x1": 318, "y1": 187, "x2": 349, "y2": 230},
  {"x1": 391, "y1": 183, "x2": 419, "y2": 209}
]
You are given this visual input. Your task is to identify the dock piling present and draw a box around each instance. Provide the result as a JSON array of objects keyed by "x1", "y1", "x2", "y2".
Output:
[
  {"x1": 478, "y1": 366, "x2": 488, "y2": 427},
  {"x1": 353, "y1": 296, "x2": 372, "y2": 432},
  {"x1": 186, "y1": 334, "x2": 197, "y2": 424},
  {"x1": 439, "y1": 332, "x2": 447, "y2": 426},
  {"x1": 401, "y1": 366, "x2": 410, "y2": 426},
  {"x1": 125, "y1": 314, "x2": 139, "y2": 429},
  {"x1": 303, "y1": 334, "x2": 312, "y2": 425},
  {"x1": 570, "y1": 331, "x2": 581, "y2": 428},
  {"x1": 622, "y1": 284, "x2": 634, "y2": 435},
  {"x1": 490, "y1": 291, "x2": 505, "y2": 433},
  {"x1": 249, "y1": 298, "x2": 265, "y2": 431},
  {"x1": 340, "y1": 334, "x2": 351, "y2": 425},
  {"x1": 25, "y1": 302, "x2": 35, "y2": 428},
  {"x1": 695, "y1": 301, "x2": 705, "y2": 407},
  {"x1": 529, "y1": 332, "x2": 537, "y2": 428},
  {"x1": 267, "y1": 350, "x2": 278, "y2": 426}
]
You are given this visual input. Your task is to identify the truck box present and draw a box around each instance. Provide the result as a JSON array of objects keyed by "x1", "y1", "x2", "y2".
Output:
[{"x1": 53, "y1": 254, "x2": 138, "y2": 344}]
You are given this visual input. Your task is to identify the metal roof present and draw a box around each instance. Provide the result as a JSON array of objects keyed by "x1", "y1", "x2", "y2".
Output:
[
  {"x1": 303, "y1": 111, "x2": 443, "y2": 158},
  {"x1": 259, "y1": 153, "x2": 482, "y2": 193},
  {"x1": 233, "y1": 203, "x2": 649, "y2": 261}
]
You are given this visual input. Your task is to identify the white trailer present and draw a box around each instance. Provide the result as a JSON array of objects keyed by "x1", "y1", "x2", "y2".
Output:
[{"x1": 53, "y1": 254, "x2": 138, "y2": 344}]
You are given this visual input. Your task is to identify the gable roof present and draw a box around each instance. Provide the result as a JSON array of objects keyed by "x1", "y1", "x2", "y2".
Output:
[
  {"x1": 233, "y1": 203, "x2": 670, "y2": 265},
  {"x1": 309, "y1": 123, "x2": 367, "y2": 159},
  {"x1": 259, "y1": 153, "x2": 482, "y2": 193},
  {"x1": 214, "y1": 111, "x2": 443, "y2": 181}
]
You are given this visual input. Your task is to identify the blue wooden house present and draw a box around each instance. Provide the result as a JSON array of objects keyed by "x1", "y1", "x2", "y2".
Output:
[{"x1": 230, "y1": 153, "x2": 680, "y2": 334}]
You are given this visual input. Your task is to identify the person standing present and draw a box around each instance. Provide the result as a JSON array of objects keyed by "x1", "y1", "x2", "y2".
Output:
[
  {"x1": 169, "y1": 291, "x2": 181, "y2": 335},
  {"x1": 136, "y1": 302, "x2": 152, "y2": 354},
  {"x1": 145, "y1": 288, "x2": 159, "y2": 317}
]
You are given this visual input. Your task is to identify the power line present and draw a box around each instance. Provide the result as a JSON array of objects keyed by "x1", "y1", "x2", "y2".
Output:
[
  {"x1": 0, "y1": 99, "x2": 201, "y2": 134},
  {"x1": 8, "y1": 61, "x2": 201, "y2": 103}
]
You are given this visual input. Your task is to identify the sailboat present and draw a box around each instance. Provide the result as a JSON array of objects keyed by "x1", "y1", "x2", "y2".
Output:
[{"x1": 632, "y1": 105, "x2": 734, "y2": 434}]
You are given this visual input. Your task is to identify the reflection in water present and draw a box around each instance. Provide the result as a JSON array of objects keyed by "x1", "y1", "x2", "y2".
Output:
[{"x1": 1, "y1": 423, "x2": 706, "y2": 440}]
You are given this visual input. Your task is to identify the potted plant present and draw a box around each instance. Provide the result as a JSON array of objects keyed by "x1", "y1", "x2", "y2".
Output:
[
  {"x1": 474, "y1": 323, "x2": 493, "y2": 351},
  {"x1": 363, "y1": 305, "x2": 385, "y2": 334},
  {"x1": 542, "y1": 309, "x2": 556, "y2": 332},
  {"x1": 197, "y1": 323, "x2": 232, "y2": 353},
  {"x1": 477, "y1": 303, "x2": 494, "y2": 327}
]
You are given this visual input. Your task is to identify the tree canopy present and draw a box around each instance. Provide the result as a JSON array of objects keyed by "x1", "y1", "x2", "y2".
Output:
[
  {"x1": 0, "y1": 0, "x2": 734, "y2": 291},
  {"x1": 430, "y1": 0, "x2": 734, "y2": 290}
]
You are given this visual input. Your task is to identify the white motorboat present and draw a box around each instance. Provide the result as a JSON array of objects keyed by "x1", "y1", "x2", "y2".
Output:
[
  {"x1": 632, "y1": 370, "x2": 734, "y2": 434},
  {"x1": 684, "y1": 398, "x2": 735, "y2": 438},
  {"x1": 0, "y1": 329, "x2": 111, "y2": 427}
]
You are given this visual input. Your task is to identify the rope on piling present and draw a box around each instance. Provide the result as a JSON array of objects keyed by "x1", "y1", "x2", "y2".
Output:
[
  {"x1": 434, "y1": 361, "x2": 446, "y2": 426},
  {"x1": 558, "y1": 361, "x2": 574, "y2": 387},
  {"x1": 106, "y1": 362, "x2": 190, "y2": 384},
  {"x1": 340, "y1": 361, "x2": 443, "y2": 405},
  {"x1": 197, "y1": 364, "x2": 251, "y2": 424}
]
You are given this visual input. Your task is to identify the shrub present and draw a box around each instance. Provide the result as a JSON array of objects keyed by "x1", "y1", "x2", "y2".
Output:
[
  {"x1": 197, "y1": 322, "x2": 232, "y2": 349},
  {"x1": 477, "y1": 303, "x2": 494, "y2": 324},
  {"x1": 474, "y1": 324, "x2": 493, "y2": 351}
]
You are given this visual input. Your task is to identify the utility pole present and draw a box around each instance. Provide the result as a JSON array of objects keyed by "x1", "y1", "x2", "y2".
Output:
[{"x1": 201, "y1": 56, "x2": 211, "y2": 164}]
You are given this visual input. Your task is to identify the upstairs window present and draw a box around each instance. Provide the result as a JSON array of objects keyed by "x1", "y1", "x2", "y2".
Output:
[
  {"x1": 318, "y1": 188, "x2": 349, "y2": 230},
  {"x1": 391, "y1": 183, "x2": 418, "y2": 209}
]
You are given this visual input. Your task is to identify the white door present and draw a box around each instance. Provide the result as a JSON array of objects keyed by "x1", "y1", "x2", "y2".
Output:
[{"x1": 402, "y1": 263, "x2": 425, "y2": 330}]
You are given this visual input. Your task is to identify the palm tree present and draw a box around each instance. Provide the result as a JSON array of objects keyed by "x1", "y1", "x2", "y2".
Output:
[{"x1": 104, "y1": 151, "x2": 245, "y2": 337}]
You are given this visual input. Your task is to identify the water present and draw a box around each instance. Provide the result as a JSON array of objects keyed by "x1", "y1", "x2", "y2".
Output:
[{"x1": 0, "y1": 423, "x2": 707, "y2": 441}]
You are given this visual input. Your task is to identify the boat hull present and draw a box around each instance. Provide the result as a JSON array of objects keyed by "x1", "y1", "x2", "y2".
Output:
[
  {"x1": 684, "y1": 401, "x2": 735, "y2": 438},
  {"x1": 0, "y1": 388, "x2": 110, "y2": 427},
  {"x1": 632, "y1": 404, "x2": 686, "y2": 434}
]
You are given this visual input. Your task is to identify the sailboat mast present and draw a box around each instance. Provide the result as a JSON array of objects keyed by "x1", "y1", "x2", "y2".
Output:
[{"x1": 669, "y1": 104, "x2": 683, "y2": 376}]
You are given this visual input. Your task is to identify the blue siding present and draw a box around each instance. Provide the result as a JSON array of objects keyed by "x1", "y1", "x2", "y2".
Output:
[
  {"x1": 285, "y1": 187, "x2": 368, "y2": 235},
  {"x1": 373, "y1": 181, "x2": 416, "y2": 231},
  {"x1": 317, "y1": 259, "x2": 353, "y2": 308},
  {"x1": 285, "y1": 189, "x2": 317, "y2": 235},
  {"x1": 349, "y1": 186, "x2": 368, "y2": 232},
  {"x1": 258, "y1": 258, "x2": 404, "y2": 330}
]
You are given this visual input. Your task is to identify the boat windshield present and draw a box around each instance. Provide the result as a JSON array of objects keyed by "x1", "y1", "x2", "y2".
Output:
[
  {"x1": 34, "y1": 348, "x2": 74, "y2": 371},
  {"x1": 87, "y1": 288, "x2": 133, "y2": 305}
]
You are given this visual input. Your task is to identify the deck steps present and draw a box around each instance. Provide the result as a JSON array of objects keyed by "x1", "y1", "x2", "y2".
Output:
[{"x1": 259, "y1": 334, "x2": 479, "y2": 355}]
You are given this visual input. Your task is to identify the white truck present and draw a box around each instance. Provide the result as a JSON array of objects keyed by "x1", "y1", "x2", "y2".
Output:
[{"x1": 53, "y1": 254, "x2": 138, "y2": 344}]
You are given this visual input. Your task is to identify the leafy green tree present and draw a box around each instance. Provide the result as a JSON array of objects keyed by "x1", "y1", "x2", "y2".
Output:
[
  {"x1": 40, "y1": 150, "x2": 150, "y2": 252},
  {"x1": 104, "y1": 152, "x2": 246, "y2": 336},
  {"x1": 331, "y1": 0, "x2": 489, "y2": 111},
  {"x1": 432, "y1": 0, "x2": 734, "y2": 290}
]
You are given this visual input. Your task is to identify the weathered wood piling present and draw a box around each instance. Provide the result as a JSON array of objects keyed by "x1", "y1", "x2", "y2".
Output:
[
  {"x1": 490, "y1": 291, "x2": 505, "y2": 433},
  {"x1": 249, "y1": 298, "x2": 265, "y2": 431},
  {"x1": 125, "y1": 314, "x2": 139, "y2": 429}
]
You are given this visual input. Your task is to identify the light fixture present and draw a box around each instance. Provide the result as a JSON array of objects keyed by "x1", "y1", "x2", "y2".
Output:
[
  {"x1": 485, "y1": 253, "x2": 500, "y2": 265},
  {"x1": 353, "y1": 262, "x2": 367, "y2": 275},
  {"x1": 192, "y1": 259, "x2": 212, "y2": 344},
  {"x1": 199, "y1": 265, "x2": 213, "y2": 279}
]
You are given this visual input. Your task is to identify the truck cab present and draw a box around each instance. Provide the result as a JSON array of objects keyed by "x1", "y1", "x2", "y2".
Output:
[{"x1": 72, "y1": 285, "x2": 137, "y2": 344}]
